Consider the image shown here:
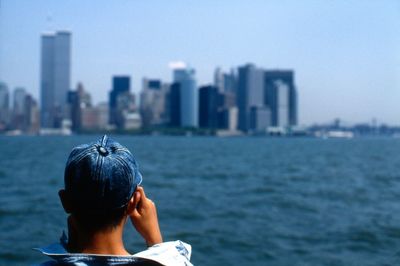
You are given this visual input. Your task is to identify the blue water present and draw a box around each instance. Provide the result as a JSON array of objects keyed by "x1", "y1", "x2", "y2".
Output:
[{"x1": 1, "y1": 136, "x2": 400, "y2": 265}]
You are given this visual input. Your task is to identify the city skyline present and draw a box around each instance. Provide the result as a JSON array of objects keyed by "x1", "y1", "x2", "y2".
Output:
[
  {"x1": 0, "y1": 1, "x2": 399, "y2": 125},
  {"x1": 1, "y1": 28, "x2": 301, "y2": 135}
]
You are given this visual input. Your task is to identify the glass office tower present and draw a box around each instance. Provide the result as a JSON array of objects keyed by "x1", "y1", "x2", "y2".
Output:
[
  {"x1": 40, "y1": 31, "x2": 71, "y2": 128},
  {"x1": 173, "y1": 67, "x2": 198, "y2": 127}
]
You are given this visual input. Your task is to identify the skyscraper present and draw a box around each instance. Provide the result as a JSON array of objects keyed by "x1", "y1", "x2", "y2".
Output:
[
  {"x1": 67, "y1": 83, "x2": 91, "y2": 131},
  {"x1": 140, "y1": 78, "x2": 167, "y2": 127},
  {"x1": 199, "y1": 85, "x2": 219, "y2": 129},
  {"x1": 237, "y1": 64, "x2": 264, "y2": 132},
  {"x1": 173, "y1": 67, "x2": 198, "y2": 127},
  {"x1": 0, "y1": 82, "x2": 10, "y2": 127},
  {"x1": 24, "y1": 94, "x2": 40, "y2": 134},
  {"x1": 223, "y1": 69, "x2": 237, "y2": 93},
  {"x1": 249, "y1": 106, "x2": 271, "y2": 132},
  {"x1": 264, "y1": 70, "x2": 297, "y2": 127},
  {"x1": 40, "y1": 31, "x2": 71, "y2": 128},
  {"x1": 214, "y1": 67, "x2": 224, "y2": 93},
  {"x1": 109, "y1": 76, "x2": 130, "y2": 126},
  {"x1": 169, "y1": 82, "x2": 181, "y2": 127},
  {"x1": 12, "y1": 88, "x2": 27, "y2": 130},
  {"x1": 13, "y1": 87, "x2": 26, "y2": 116},
  {"x1": 214, "y1": 67, "x2": 237, "y2": 93}
]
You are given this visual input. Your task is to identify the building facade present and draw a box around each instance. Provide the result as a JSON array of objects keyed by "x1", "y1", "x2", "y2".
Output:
[
  {"x1": 169, "y1": 82, "x2": 181, "y2": 127},
  {"x1": 0, "y1": 82, "x2": 9, "y2": 129},
  {"x1": 140, "y1": 78, "x2": 168, "y2": 127},
  {"x1": 12, "y1": 88, "x2": 27, "y2": 130},
  {"x1": 264, "y1": 70, "x2": 297, "y2": 127},
  {"x1": 199, "y1": 85, "x2": 219, "y2": 129},
  {"x1": 40, "y1": 31, "x2": 71, "y2": 128},
  {"x1": 173, "y1": 67, "x2": 198, "y2": 127},
  {"x1": 237, "y1": 64, "x2": 264, "y2": 132},
  {"x1": 109, "y1": 76, "x2": 131, "y2": 127}
]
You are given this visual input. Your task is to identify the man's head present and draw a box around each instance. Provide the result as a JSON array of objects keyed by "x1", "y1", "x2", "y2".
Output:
[{"x1": 59, "y1": 135, "x2": 142, "y2": 232}]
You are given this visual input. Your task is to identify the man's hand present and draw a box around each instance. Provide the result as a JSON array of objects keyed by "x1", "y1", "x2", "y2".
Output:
[{"x1": 129, "y1": 186, "x2": 163, "y2": 247}]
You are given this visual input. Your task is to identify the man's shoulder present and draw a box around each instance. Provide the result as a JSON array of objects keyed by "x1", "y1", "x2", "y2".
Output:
[
  {"x1": 134, "y1": 240, "x2": 192, "y2": 266},
  {"x1": 35, "y1": 240, "x2": 193, "y2": 266},
  {"x1": 36, "y1": 259, "x2": 163, "y2": 266}
]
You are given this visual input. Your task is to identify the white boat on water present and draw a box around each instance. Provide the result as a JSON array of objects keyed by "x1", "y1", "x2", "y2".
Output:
[{"x1": 324, "y1": 130, "x2": 354, "y2": 139}]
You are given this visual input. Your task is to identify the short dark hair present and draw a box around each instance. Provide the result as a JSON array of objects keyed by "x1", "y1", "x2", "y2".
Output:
[{"x1": 74, "y1": 206, "x2": 128, "y2": 233}]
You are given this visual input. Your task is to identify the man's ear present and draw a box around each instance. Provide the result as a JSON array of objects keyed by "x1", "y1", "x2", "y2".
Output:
[
  {"x1": 126, "y1": 190, "x2": 141, "y2": 216},
  {"x1": 59, "y1": 189, "x2": 73, "y2": 213}
]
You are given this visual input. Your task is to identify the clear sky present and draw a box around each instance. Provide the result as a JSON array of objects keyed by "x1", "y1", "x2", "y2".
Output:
[{"x1": 0, "y1": 0, "x2": 399, "y2": 125}]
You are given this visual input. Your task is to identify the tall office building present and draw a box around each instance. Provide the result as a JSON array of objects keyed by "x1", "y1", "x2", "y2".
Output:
[
  {"x1": 67, "y1": 83, "x2": 92, "y2": 131},
  {"x1": 276, "y1": 81, "x2": 289, "y2": 127},
  {"x1": 140, "y1": 78, "x2": 167, "y2": 127},
  {"x1": 109, "y1": 76, "x2": 130, "y2": 126},
  {"x1": 169, "y1": 82, "x2": 181, "y2": 127},
  {"x1": 143, "y1": 79, "x2": 162, "y2": 91},
  {"x1": 214, "y1": 67, "x2": 224, "y2": 93},
  {"x1": 173, "y1": 67, "x2": 198, "y2": 127},
  {"x1": 24, "y1": 94, "x2": 40, "y2": 134},
  {"x1": 264, "y1": 70, "x2": 297, "y2": 127},
  {"x1": 199, "y1": 85, "x2": 219, "y2": 129},
  {"x1": 40, "y1": 31, "x2": 71, "y2": 128},
  {"x1": 12, "y1": 88, "x2": 27, "y2": 130},
  {"x1": 0, "y1": 82, "x2": 10, "y2": 127},
  {"x1": 95, "y1": 103, "x2": 109, "y2": 130},
  {"x1": 249, "y1": 106, "x2": 271, "y2": 131},
  {"x1": 237, "y1": 64, "x2": 265, "y2": 132},
  {"x1": 224, "y1": 69, "x2": 237, "y2": 93},
  {"x1": 69, "y1": 86, "x2": 109, "y2": 131},
  {"x1": 214, "y1": 67, "x2": 237, "y2": 93},
  {"x1": 115, "y1": 91, "x2": 138, "y2": 129},
  {"x1": 13, "y1": 87, "x2": 26, "y2": 116}
]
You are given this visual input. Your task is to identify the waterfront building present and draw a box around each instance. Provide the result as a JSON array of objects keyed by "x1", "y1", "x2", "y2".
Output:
[
  {"x1": 40, "y1": 31, "x2": 71, "y2": 128},
  {"x1": 214, "y1": 67, "x2": 224, "y2": 93},
  {"x1": 223, "y1": 69, "x2": 237, "y2": 93},
  {"x1": 13, "y1": 87, "x2": 26, "y2": 116},
  {"x1": 264, "y1": 70, "x2": 297, "y2": 127},
  {"x1": 219, "y1": 91, "x2": 236, "y2": 109},
  {"x1": 123, "y1": 112, "x2": 142, "y2": 130},
  {"x1": 276, "y1": 80, "x2": 289, "y2": 127},
  {"x1": 218, "y1": 106, "x2": 238, "y2": 131},
  {"x1": 169, "y1": 82, "x2": 181, "y2": 127},
  {"x1": 81, "y1": 107, "x2": 97, "y2": 130},
  {"x1": 140, "y1": 78, "x2": 168, "y2": 127},
  {"x1": 115, "y1": 91, "x2": 137, "y2": 129},
  {"x1": 214, "y1": 67, "x2": 237, "y2": 93},
  {"x1": 249, "y1": 106, "x2": 271, "y2": 132},
  {"x1": 96, "y1": 103, "x2": 109, "y2": 130},
  {"x1": 12, "y1": 88, "x2": 27, "y2": 130},
  {"x1": 80, "y1": 103, "x2": 109, "y2": 131},
  {"x1": 0, "y1": 82, "x2": 9, "y2": 129},
  {"x1": 237, "y1": 64, "x2": 264, "y2": 132},
  {"x1": 143, "y1": 79, "x2": 162, "y2": 90},
  {"x1": 109, "y1": 76, "x2": 131, "y2": 126},
  {"x1": 67, "y1": 83, "x2": 92, "y2": 131},
  {"x1": 199, "y1": 85, "x2": 219, "y2": 129},
  {"x1": 23, "y1": 94, "x2": 40, "y2": 134},
  {"x1": 173, "y1": 67, "x2": 198, "y2": 127}
]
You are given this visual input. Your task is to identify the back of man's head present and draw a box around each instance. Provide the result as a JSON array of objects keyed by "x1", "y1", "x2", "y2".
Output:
[{"x1": 61, "y1": 135, "x2": 142, "y2": 232}]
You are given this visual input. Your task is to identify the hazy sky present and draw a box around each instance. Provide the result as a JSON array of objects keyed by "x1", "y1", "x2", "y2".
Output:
[{"x1": 0, "y1": 0, "x2": 399, "y2": 125}]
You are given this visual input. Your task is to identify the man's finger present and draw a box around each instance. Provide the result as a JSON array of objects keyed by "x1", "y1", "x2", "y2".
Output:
[{"x1": 136, "y1": 186, "x2": 147, "y2": 200}]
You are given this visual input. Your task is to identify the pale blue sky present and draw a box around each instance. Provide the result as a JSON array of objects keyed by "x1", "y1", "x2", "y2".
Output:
[{"x1": 0, "y1": 0, "x2": 399, "y2": 125}]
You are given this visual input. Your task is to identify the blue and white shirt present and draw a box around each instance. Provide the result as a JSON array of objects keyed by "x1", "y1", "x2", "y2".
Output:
[{"x1": 35, "y1": 233, "x2": 193, "y2": 266}]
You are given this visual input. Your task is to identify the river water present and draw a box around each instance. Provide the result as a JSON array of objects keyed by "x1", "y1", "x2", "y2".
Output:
[{"x1": 1, "y1": 136, "x2": 400, "y2": 265}]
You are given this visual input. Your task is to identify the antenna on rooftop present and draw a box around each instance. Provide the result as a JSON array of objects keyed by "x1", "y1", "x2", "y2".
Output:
[{"x1": 46, "y1": 12, "x2": 54, "y2": 32}]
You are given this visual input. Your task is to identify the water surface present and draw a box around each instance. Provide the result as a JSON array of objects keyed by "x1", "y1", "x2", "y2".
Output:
[{"x1": 1, "y1": 136, "x2": 400, "y2": 265}]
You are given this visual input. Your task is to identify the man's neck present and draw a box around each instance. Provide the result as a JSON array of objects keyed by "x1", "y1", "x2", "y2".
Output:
[{"x1": 70, "y1": 225, "x2": 130, "y2": 255}]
